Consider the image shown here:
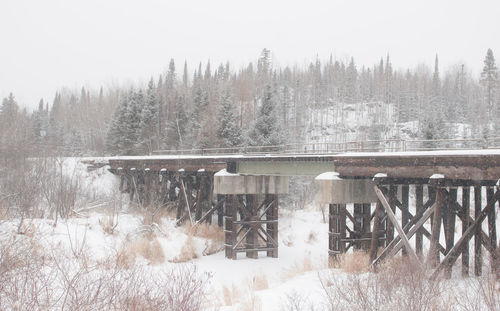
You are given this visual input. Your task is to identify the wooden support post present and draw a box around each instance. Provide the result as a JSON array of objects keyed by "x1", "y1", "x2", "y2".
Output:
[
  {"x1": 431, "y1": 189, "x2": 500, "y2": 280},
  {"x1": 385, "y1": 185, "x2": 397, "y2": 245},
  {"x1": 144, "y1": 171, "x2": 152, "y2": 207},
  {"x1": 486, "y1": 187, "x2": 498, "y2": 275},
  {"x1": 415, "y1": 185, "x2": 424, "y2": 256},
  {"x1": 119, "y1": 174, "x2": 125, "y2": 192},
  {"x1": 362, "y1": 203, "x2": 371, "y2": 251},
  {"x1": 474, "y1": 186, "x2": 482, "y2": 276},
  {"x1": 217, "y1": 194, "x2": 224, "y2": 227},
  {"x1": 266, "y1": 194, "x2": 278, "y2": 258},
  {"x1": 339, "y1": 204, "x2": 347, "y2": 253},
  {"x1": 194, "y1": 176, "x2": 203, "y2": 221},
  {"x1": 224, "y1": 195, "x2": 237, "y2": 259},
  {"x1": 329, "y1": 204, "x2": 344, "y2": 265},
  {"x1": 369, "y1": 201, "x2": 383, "y2": 262},
  {"x1": 353, "y1": 203, "x2": 363, "y2": 250},
  {"x1": 136, "y1": 172, "x2": 145, "y2": 206},
  {"x1": 401, "y1": 185, "x2": 410, "y2": 255},
  {"x1": 245, "y1": 195, "x2": 258, "y2": 259},
  {"x1": 168, "y1": 175, "x2": 177, "y2": 202},
  {"x1": 427, "y1": 178, "x2": 444, "y2": 268},
  {"x1": 207, "y1": 175, "x2": 214, "y2": 225},
  {"x1": 443, "y1": 188, "x2": 457, "y2": 278},
  {"x1": 128, "y1": 174, "x2": 135, "y2": 202},
  {"x1": 462, "y1": 186, "x2": 470, "y2": 276}
]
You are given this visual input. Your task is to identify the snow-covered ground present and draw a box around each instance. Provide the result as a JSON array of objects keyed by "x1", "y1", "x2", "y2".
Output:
[{"x1": 1, "y1": 158, "x2": 498, "y2": 310}]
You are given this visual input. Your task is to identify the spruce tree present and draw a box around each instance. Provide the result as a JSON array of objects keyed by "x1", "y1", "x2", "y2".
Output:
[
  {"x1": 139, "y1": 78, "x2": 159, "y2": 153},
  {"x1": 106, "y1": 93, "x2": 129, "y2": 154},
  {"x1": 217, "y1": 92, "x2": 242, "y2": 147},
  {"x1": 247, "y1": 84, "x2": 284, "y2": 146},
  {"x1": 480, "y1": 49, "x2": 498, "y2": 121},
  {"x1": 122, "y1": 90, "x2": 143, "y2": 154}
]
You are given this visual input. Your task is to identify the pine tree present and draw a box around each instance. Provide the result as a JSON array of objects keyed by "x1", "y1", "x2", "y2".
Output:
[
  {"x1": 106, "y1": 93, "x2": 129, "y2": 154},
  {"x1": 217, "y1": 92, "x2": 242, "y2": 147},
  {"x1": 32, "y1": 99, "x2": 49, "y2": 148},
  {"x1": 139, "y1": 78, "x2": 160, "y2": 153},
  {"x1": 0, "y1": 93, "x2": 19, "y2": 121},
  {"x1": 171, "y1": 95, "x2": 188, "y2": 148},
  {"x1": 122, "y1": 90, "x2": 143, "y2": 154},
  {"x1": 480, "y1": 49, "x2": 498, "y2": 121},
  {"x1": 247, "y1": 84, "x2": 284, "y2": 146},
  {"x1": 345, "y1": 57, "x2": 358, "y2": 104}
]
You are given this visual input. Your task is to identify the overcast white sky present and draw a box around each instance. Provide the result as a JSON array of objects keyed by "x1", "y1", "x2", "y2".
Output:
[{"x1": 1, "y1": 0, "x2": 499, "y2": 110}]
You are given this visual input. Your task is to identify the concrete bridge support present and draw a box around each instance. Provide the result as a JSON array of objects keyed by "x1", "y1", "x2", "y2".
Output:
[
  {"x1": 214, "y1": 170, "x2": 288, "y2": 259},
  {"x1": 315, "y1": 172, "x2": 380, "y2": 266}
]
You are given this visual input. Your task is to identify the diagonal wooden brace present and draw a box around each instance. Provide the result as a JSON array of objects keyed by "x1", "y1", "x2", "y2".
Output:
[
  {"x1": 372, "y1": 203, "x2": 437, "y2": 266},
  {"x1": 374, "y1": 185, "x2": 421, "y2": 265},
  {"x1": 431, "y1": 189, "x2": 500, "y2": 279}
]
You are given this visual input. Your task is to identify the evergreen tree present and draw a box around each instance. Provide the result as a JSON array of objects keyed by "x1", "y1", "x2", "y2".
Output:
[
  {"x1": 171, "y1": 94, "x2": 188, "y2": 148},
  {"x1": 0, "y1": 93, "x2": 19, "y2": 121},
  {"x1": 106, "y1": 93, "x2": 129, "y2": 154},
  {"x1": 217, "y1": 92, "x2": 242, "y2": 147},
  {"x1": 122, "y1": 90, "x2": 143, "y2": 154},
  {"x1": 32, "y1": 99, "x2": 49, "y2": 148},
  {"x1": 247, "y1": 84, "x2": 284, "y2": 146},
  {"x1": 480, "y1": 49, "x2": 498, "y2": 121},
  {"x1": 139, "y1": 78, "x2": 160, "y2": 153},
  {"x1": 345, "y1": 57, "x2": 358, "y2": 103}
]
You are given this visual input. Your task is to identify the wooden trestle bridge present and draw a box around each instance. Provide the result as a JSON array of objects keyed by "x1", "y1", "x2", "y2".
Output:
[{"x1": 107, "y1": 146, "x2": 500, "y2": 279}]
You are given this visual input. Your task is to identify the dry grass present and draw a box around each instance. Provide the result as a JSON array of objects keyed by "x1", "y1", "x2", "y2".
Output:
[
  {"x1": 0, "y1": 234, "x2": 210, "y2": 311},
  {"x1": 222, "y1": 283, "x2": 237, "y2": 306},
  {"x1": 252, "y1": 274, "x2": 269, "y2": 291},
  {"x1": 283, "y1": 234, "x2": 294, "y2": 247},
  {"x1": 98, "y1": 215, "x2": 117, "y2": 235},
  {"x1": 238, "y1": 282, "x2": 262, "y2": 311},
  {"x1": 338, "y1": 251, "x2": 370, "y2": 273},
  {"x1": 281, "y1": 256, "x2": 314, "y2": 282},
  {"x1": 186, "y1": 222, "x2": 224, "y2": 240},
  {"x1": 306, "y1": 230, "x2": 317, "y2": 244},
  {"x1": 185, "y1": 222, "x2": 225, "y2": 256},
  {"x1": 140, "y1": 207, "x2": 175, "y2": 226},
  {"x1": 321, "y1": 256, "x2": 449, "y2": 311},
  {"x1": 118, "y1": 234, "x2": 165, "y2": 268},
  {"x1": 170, "y1": 235, "x2": 198, "y2": 263}
]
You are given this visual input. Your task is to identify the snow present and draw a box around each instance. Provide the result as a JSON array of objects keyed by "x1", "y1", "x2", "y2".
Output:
[
  {"x1": 338, "y1": 149, "x2": 500, "y2": 157},
  {"x1": 107, "y1": 148, "x2": 500, "y2": 162},
  {"x1": 315, "y1": 171, "x2": 340, "y2": 180},
  {"x1": 430, "y1": 173, "x2": 445, "y2": 179},
  {"x1": 214, "y1": 169, "x2": 240, "y2": 177},
  {"x1": 1, "y1": 157, "x2": 498, "y2": 310}
]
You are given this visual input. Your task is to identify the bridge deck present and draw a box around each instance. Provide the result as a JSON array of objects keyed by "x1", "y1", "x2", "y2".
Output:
[{"x1": 108, "y1": 149, "x2": 500, "y2": 181}]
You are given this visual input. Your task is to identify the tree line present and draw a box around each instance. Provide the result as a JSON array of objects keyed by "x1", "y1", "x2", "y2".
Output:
[{"x1": 0, "y1": 48, "x2": 498, "y2": 157}]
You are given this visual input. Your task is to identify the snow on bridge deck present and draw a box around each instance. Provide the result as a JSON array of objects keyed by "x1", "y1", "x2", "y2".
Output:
[{"x1": 107, "y1": 149, "x2": 500, "y2": 181}]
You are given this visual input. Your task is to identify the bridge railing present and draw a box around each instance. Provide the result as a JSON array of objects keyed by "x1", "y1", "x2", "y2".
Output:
[{"x1": 152, "y1": 137, "x2": 500, "y2": 156}]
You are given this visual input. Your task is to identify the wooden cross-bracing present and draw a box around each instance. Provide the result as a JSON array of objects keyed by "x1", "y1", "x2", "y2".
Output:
[
  {"x1": 115, "y1": 168, "x2": 223, "y2": 226},
  {"x1": 223, "y1": 194, "x2": 279, "y2": 259},
  {"x1": 347, "y1": 176, "x2": 500, "y2": 280}
]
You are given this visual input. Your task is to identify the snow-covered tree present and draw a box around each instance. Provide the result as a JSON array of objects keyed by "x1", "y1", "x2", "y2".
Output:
[
  {"x1": 480, "y1": 49, "x2": 498, "y2": 121},
  {"x1": 247, "y1": 84, "x2": 285, "y2": 146},
  {"x1": 106, "y1": 93, "x2": 129, "y2": 154},
  {"x1": 139, "y1": 78, "x2": 160, "y2": 153},
  {"x1": 217, "y1": 92, "x2": 242, "y2": 147}
]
